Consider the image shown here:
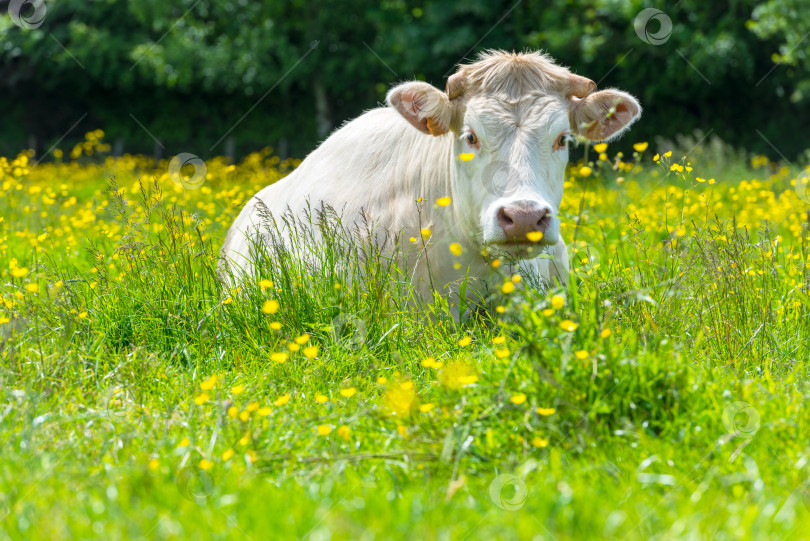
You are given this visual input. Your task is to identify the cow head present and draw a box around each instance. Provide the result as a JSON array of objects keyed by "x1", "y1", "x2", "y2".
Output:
[{"x1": 387, "y1": 51, "x2": 641, "y2": 258}]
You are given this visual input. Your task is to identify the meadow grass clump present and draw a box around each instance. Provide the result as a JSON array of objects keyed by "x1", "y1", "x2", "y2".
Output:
[{"x1": 1, "y1": 132, "x2": 810, "y2": 539}]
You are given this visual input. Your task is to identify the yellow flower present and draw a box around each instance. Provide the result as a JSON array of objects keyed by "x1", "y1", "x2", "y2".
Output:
[
  {"x1": 194, "y1": 393, "x2": 209, "y2": 405},
  {"x1": 419, "y1": 403, "x2": 434, "y2": 413},
  {"x1": 198, "y1": 459, "x2": 213, "y2": 470},
  {"x1": 246, "y1": 402, "x2": 259, "y2": 412},
  {"x1": 495, "y1": 348, "x2": 510, "y2": 359},
  {"x1": 221, "y1": 449, "x2": 235, "y2": 461},
  {"x1": 496, "y1": 305, "x2": 506, "y2": 314},
  {"x1": 257, "y1": 407, "x2": 272, "y2": 416},
  {"x1": 708, "y1": 178, "x2": 716, "y2": 185},
  {"x1": 317, "y1": 425, "x2": 332, "y2": 436},
  {"x1": 439, "y1": 360, "x2": 478, "y2": 389},
  {"x1": 593, "y1": 143, "x2": 608, "y2": 153},
  {"x1": 696, "y1": 177, "x2": 706, "y2": 183},
  {"x1": 512, "y1": 274, "x2": 522, "y2": 283},
  {"x1": 437, "y1": 196, "x2": 452, "y2": 207},
  {"x1": 409, "y1": 236, "x2": 418, "y2": 243},
  {"x1": 449, "y1": 242, "x2": 462, "y2": 256},
  {"x1": 542, "y1": 308, "x2": 554, "y2": 317},
  {"x1": 231, "y1": 385, "x2": 245, "y2": 395},
  {"x1": 559, "y1": 320, "x2": 578, "y2": 332},
  {"x1": 340, "y1": 387, "x2": 357, "y2": 398},
  {"x1": 315, "y1": 394, "x2": 329, "y2": 403},
  {"x1": 633, "y1": 142, "x2": 649, "y2": 152},
  {"x1": 457, "y1": 336, "x2": 472, "y2": 347},
  {"x1": 270, "y1": 352, "x2": 288, "y2": 363},
  {"x1": 579, "y1": 166, "x2": 592, "y2": 177},
  {"x1": 536, "y1": 407, "x2": 556, "y2": 416},
  {"x1": 511, "y1": 393, "x2": 527, "y2": 405},
  {"x1": 653, "y1": 153, "x2": 660, "y2": 162},
  {"x1": 531, "y1": 437, "x2": 549, "y2": 448},
  {"x1": 600, "y1": 328, "x2": 611, "y2": 338},
  {"x1": 664, "y1": 151, "x2": 672, "y2": 157},
  {"x1": 383, "y1": 383, "x2": 416, "y2": 416},
  {"x1": 502, "y1": 281, "x2": 515, "y2": 294},
  {"x1": 551, "y1": 295, "x2": 565, "y2": 310},
  {"x1": 25, "y1": 283, "x2": 39, "y2": 293},
  {"x1": 491, "y1": 258, "x2": 501, "y2": 268},
  {"x1": 200, "y1": 376, "x2": 217, "y2": 390},
  {"x1": 287, "y1": 343, "x2": 300, "y2": 352},
  {"x1": 420, "y1": 228, "x2": 431, "y2": 239},
  {"x1": 492, "y1": 336, "x2": 506, "y2": 344},
  {"x1": 262, "y1": 299, "x2": 279, "y2": 314},
  {"x1": 294, "y1": 334, "x2": 310, "y2": 345},
  {"x1": 227, "y1": 406, "x2": 238, "y2": 418},
  {"x1": 303, "y1": 346, "x2": 318, "y2": 359},
  {"x1": 222, "y1": 296, "x2": 233, "y2": 305},
  {"x1": 148, "y1": 459, "x2": 160, "y2": 471},
  {"x1": 239, "y1": 432, "x2": 251, "y2": 446},
  {"x1": 377, "y1": 376, "x2": 388, "y2": 384},
  {"x1": 270, "y1": 321, "x2": 282, "y2": 330},
  {"x1": 178, "y1": 437, "x2": 190, "y2": 447},
  {"x1": 459, "y1": 153, "x2": 475, "y2": 161},
  {"x1": 11, "y1": 267, "x2": 28, "y2": 278},
  {"x1": 239, "y1": 410, "x2": 250, "y2": 422},
  {"x1": 259, "y1": 279, "x2": 274, "y2": 290},
  {"x1": 273, "y1": 393, "x2": 290, "y2": 406},
  {"x1": 526, "y1": 231, "x2": 544, "y2": 242},
  {"x1": 574, "y1": 350, "x2": 589, "y2": 360},
  {"x1": 337, "y1": 425, "x2": 351, "y2": 441}
]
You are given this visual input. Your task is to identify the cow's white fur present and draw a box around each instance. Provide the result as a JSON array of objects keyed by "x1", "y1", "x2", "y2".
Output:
[{"x1": 220, "y1": 50, "x2": 641, "y2": 315}]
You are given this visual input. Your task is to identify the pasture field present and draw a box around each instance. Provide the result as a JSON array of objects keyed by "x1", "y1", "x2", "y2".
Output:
[{"x1": 1, "y1": 132, "x2": 810, "y2": 540}]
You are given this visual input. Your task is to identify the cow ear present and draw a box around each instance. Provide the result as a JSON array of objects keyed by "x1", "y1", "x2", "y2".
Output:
[
  {"x1": 569, "y1": 90, "x2": 641, "y2": 142},
  {"x1": 387, "y1": 81, "x2": 452, "y2": 136}
]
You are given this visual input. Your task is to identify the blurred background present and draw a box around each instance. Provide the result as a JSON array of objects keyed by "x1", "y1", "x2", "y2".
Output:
[{"x1": 0, "y1": 0, "x2": 808, "y2": 163}]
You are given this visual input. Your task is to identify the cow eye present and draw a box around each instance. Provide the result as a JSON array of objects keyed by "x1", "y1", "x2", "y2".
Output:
[
  {"x1": 465, "y1": 131, "x2": 478, "y2": 147},
  {"x1": 553, "y1": 132, "x2": 571, "y2": 151}
]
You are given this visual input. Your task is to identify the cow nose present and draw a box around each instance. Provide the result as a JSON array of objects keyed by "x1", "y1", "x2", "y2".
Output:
[{"x1": 497, "y1": 202, "x2": 552, "y2": 241}]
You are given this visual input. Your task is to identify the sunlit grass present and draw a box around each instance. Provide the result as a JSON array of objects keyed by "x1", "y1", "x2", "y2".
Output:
[{"x1": 1, "y1": 132, "x2": 809, "y2": 539}]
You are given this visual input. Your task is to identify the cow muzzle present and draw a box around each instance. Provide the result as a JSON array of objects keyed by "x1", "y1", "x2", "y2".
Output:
[{"x1": 495, "y1": 200, "x2": 555, "y2": 245}]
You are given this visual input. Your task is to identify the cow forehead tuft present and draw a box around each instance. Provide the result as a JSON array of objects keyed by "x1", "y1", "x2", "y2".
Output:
[{"x1": 459, "y1": 50, "x2": 572, "y2": 100}]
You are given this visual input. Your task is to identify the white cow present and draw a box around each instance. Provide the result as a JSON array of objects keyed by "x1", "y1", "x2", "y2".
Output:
[{"x1": 220, "y1": 50, "x2": 641, "y2": 314}]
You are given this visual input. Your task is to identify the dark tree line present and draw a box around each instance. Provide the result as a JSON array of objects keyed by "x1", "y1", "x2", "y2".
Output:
[{"x1": 1, "y1": 0, "x2": 808, "y2": 161}]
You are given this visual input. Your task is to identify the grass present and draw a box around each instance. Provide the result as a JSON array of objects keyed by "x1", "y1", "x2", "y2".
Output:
[{"x1": 1, "y1": 134, "x2": 810, "y2": 540}]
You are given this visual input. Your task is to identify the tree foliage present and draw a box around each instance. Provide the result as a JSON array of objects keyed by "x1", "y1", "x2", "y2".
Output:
[{"x1": 0, "y1": 0, "x2": 807, "y2": 159}]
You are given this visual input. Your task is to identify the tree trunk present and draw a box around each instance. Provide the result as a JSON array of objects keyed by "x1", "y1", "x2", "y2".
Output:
[
  {"x1": 313, "y1": 77, "x2": 332, "y2": 140},
  {"x1": 225, "y1": 136, "x2": 235, "y2": 164}
]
